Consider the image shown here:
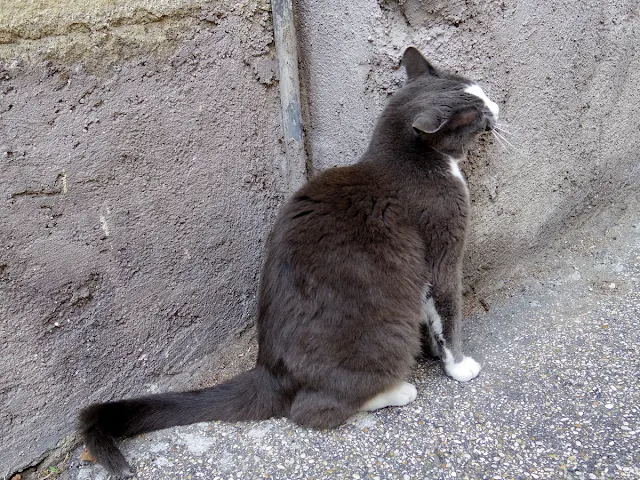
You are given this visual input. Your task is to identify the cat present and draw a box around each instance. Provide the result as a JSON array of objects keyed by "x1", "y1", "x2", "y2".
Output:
[{"x1": 78, "y1": 46, "x2": 499, "y2": 477}]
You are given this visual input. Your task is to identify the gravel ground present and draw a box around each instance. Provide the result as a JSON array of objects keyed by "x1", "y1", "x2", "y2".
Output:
[{"x1": 58, "y1": 206, "x2": 640, "y2": 480}]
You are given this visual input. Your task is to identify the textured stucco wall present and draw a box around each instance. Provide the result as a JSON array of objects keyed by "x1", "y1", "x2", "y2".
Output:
[
  {"x1": 298, "y1": 0, "x2": 640, "y2": 296},
  {"x1": 1, "y1": 0, "x2": 286, "y2": 474}
]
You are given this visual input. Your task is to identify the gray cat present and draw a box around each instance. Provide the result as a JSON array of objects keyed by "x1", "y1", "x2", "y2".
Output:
[{"x1": 79, "y1": 47, "x2": 498, "y2": 477}]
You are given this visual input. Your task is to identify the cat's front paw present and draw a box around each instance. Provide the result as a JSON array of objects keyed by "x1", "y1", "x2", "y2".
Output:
[{"x1": 444, "y1": 356, "x2": 481, "y2": 382}]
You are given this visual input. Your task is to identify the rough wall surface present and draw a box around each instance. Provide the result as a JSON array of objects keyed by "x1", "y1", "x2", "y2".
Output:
[
  {"x1": 298, "y1": 0, "x2": 640, "y2": 295},
  {"x1": 0, "y1": 0, "x2": 285, "y2": 473}
]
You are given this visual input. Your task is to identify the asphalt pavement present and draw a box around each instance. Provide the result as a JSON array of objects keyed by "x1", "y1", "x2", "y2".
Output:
[{"x1": 59, "y1": 204, "x2": 640, "y2": 480}]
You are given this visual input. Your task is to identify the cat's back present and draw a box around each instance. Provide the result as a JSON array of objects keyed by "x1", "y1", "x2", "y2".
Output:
[
  {"x1": 274, "y1": 163, "x2": 415, "y2": 252},
  {"x1": 260, "y1": 162, "x2": 426, "y2": 311}
]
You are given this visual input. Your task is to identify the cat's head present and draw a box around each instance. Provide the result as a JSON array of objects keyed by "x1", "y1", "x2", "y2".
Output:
[{"x1": 394, "y1": 46, "x2": 499, "y2": 157}]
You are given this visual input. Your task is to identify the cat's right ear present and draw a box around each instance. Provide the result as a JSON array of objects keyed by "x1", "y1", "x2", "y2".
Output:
[{"x1": 402, "y1": 47, "x2": 438, "y2": 80}]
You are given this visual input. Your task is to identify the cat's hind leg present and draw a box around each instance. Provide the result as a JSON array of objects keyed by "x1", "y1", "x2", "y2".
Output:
[
  {"x1": 289, "y1": 389, "x2": 359, "y2": 429},
  {"x1": 289, "y1": 381, "x2": 418, "y2": 428},
  {"x1": 359, "y1": 381, "x2": 418, "y2": 412}
]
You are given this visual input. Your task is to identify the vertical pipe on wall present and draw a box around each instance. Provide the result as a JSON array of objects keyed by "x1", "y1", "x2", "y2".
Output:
[{"x1": 271, "y1": 0, "x2": 307, "y2": 194}]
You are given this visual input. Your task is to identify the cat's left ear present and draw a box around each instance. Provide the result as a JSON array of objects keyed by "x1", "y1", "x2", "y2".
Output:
[
  {"x1": 413, "y1": 109, "x2": 480, "y2": 134},
  {"x1": 412, "y1": 112, "x2": 444, "y2": 134},
  {"x1": 402, "y1": 47, "x2": 438, "y2": 80}
]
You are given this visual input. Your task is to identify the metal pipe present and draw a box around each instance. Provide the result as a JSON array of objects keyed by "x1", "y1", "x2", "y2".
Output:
[{"x1": 271, "y1": 0, "x2": 307, "y2": 194}]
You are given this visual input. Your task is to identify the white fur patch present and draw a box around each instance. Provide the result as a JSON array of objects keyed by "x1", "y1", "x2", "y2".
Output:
[
  {"x1": 449, "y1": 157, "x2": 465, "y2": 183},
  {"x1": 464, "y1": 84, "x2": 499, "y2": 120},
  {"x1": 420, "y1": 308, "x2": 440, "y2": 357},
  {"x1": 423, "y1": 298, "x2": 442, "y2": 334},
  {"x1": 420, "y1": 285, "x2": 433, "y2": 326},
  {"x1": 439, "y1": 345, "x2": 454, "y2": 365},
  {"x1": 422, "y1": 297, "x2": 445, "y2": 359},
  {"x1": 360, "y1": 381, "x2": 418, "y2": 411},
  {"x1": 444, "y1": 355, "x2": 482, "y2": 382},
  {"x1": 419, "y1": 309, "x2": 430, "y2": 325}
]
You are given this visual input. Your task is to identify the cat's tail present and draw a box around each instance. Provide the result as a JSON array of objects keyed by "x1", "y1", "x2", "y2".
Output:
[{"x1": 78, "y1": 366, "x2": 286, "y2": 477}]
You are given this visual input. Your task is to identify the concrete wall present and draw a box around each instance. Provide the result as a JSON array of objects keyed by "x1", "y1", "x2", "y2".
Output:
[
  {"x1": 2, "y1": 0, "x2": 640, "y2": 475},
  {"x1": 0, "y1": 0, "x2": 286, "y2": 474},
  {"x1": 298, "y1": 0, "x2": 640, "y2": 294}
]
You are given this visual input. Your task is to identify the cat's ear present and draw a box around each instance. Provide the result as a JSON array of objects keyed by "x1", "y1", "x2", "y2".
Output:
[
  {"x1": 412, "y1": 112, "x2": 444, "y2": 134},
  {"x1": 413, "y1": 109, "x2": 479, "y2": 134},
  {"x1": 402, "y1": 47, "x2": 438, "y2": 80}
]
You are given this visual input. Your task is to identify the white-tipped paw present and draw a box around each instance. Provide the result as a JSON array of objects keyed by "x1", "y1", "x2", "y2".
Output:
[
  {"x1": 444, "y1": 356, "x2": 481, "y2": 382},
  {"x1": 391, "y1": 381, "x2": 418, "y2": 406},
  {"x1": 361, "y1": 381, "x2": 418, "y2": 411}
]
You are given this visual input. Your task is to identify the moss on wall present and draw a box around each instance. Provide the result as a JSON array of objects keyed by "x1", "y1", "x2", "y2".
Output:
[{"x1": 0, "y1": 0, "x2": 271, "y2": 70}]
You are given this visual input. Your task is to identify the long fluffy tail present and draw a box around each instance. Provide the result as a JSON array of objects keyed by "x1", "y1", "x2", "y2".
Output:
[{"x1": 79, "y1": 366, "x2": 285, "y2": 477}]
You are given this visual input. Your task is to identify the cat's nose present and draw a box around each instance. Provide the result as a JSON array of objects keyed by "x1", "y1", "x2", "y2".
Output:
[
  {"x1": 485, "y1": 117, "x2": 495, "y2": 131},
  {"x1": 483, "y1": 109, "x2": 496, "y2": 131}
]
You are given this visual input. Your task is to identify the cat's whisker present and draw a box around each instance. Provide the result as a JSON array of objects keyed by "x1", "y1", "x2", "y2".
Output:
[
  {"x1": 495, "y1": 121, "x2": 513, "y2": 130},
  {"x1": 493, "y1": 129, "x2": 518, "y2": 151},
  {"x1": 494, "y1": 125, "x2": 513, "y2": 135},
  {"x1": 493, "y1": 129, "x2": 515, "y2": 147},
  {"x1": 492, "y1": 130, "x2": 515, "y2": 153},
  {"x1": 492, "y1": 130, "x2": 511, "y2": 149},
  {"x1": 491, "y1": 130, "x2": 508, "y2": 151}
]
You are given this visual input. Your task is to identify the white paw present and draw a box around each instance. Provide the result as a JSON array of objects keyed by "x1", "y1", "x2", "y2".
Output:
[
  {"x1": 391, "y1": 381, "x2": 418, "y2": 406},
  {"x1": 444, "y1": 356, "x2": 481, "y2": 382},
  {"x1": 360, "y1": 381, "x2": 418, "y2": 411}
]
